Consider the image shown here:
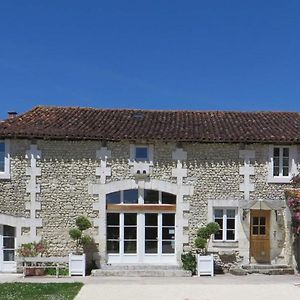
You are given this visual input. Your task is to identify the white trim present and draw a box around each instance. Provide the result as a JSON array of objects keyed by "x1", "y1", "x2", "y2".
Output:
[
  {"x1": 267, "y1": 145, "x2": 298, "y2": 183},
  {"x1": 89, "y1": 179, "x2": 193, "y2": 265},
  {"x1": 239, "y1": 150, "x2": 255, "y2": 200},
  {"x1": 212, "y1": 208, "x2": 237, "y2": 242},
  {"x1": 129, "y1": 144, "x2": 154, "y2": 162},
  {"x1": 0, "y1": 139, "x2": 10, "y2": 179}
]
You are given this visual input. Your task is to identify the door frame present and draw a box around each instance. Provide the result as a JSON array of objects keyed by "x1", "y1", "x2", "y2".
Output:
[
  {"x1": 0, "y1": 224, "x2": 17, "y2": 272},
  {"x1": 250, "y1": 209, "x2": 271, "y2": 264},
  {"x1": 107, "y1": 212, "x2": 176, "y2": 264}
]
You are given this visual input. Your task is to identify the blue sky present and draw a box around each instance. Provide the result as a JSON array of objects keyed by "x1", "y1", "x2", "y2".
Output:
[{"x1": 1, "y1": 1, "x2": 300, "y2": 119}]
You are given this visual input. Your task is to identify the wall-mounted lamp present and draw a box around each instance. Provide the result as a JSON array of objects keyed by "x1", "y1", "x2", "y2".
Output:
[{"x1": 242, "y1": 209, "x2": 249, "y2": 221}]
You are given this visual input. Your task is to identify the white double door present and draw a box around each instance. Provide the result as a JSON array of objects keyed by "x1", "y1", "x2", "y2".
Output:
[
  {"x1": 107, "y1": 212, "x2": 176, "y2": 264},
  {"x1": 0, "y1": 225, "x2": 16, "y2": 272}
]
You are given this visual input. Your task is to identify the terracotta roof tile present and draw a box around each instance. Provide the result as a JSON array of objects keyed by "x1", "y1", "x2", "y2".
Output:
[{"x1": 0, "y1": 106, "x2": 299, "y2": 143}]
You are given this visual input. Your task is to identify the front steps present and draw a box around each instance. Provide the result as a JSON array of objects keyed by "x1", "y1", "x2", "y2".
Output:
[
  {"x1": 230, "y1": 264, "x2": 295, "y2": 276},
  {"x1": 91, "y1": 264, "x2": 192, "y2": 277}
]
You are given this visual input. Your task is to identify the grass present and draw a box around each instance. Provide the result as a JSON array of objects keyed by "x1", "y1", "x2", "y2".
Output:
[{"x1": 0, "y1": 282, "x2": 83, "y2": 300}]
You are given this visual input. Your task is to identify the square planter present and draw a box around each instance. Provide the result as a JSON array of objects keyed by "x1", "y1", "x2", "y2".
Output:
[
  {"x1": 197, "y1": 254, "x2": 214, "y2": 276},
  {"x1": 25, "y1": 267, "x2": 45, "y2": 276},
  {"x1": 69, "y1": 253, "x2": 86, "y2": 277}
]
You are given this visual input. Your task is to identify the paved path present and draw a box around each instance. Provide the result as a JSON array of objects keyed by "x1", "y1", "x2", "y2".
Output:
[
  {"x1": 0, "y1": 273, "x2": 299, "y2": 300},
  {"x1": 75, "y1": 274, "x2": 300, "y2": 300}
]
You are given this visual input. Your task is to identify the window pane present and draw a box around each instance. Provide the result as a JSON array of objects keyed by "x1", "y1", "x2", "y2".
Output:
[
  {"x1": 124, "y1": 227, "x2": 136, "y2": 239},
  {"x1": 0, "y1": 142, "x2": 5, "y2": 172},
  {"x1": 253, "y1": 217, "x2": 259, "y2": 225},
  {"x1": 162, "y1": 214, "x2": 175, "y2": 226},
  {"x1": 260, "y1": 226, "x2": 266, "y2": 235},
  {"x1": 135, "y1": 147, "x2": 148, "y2": 160},
  {"x1": 226, "y1": 209, "x2": 235, "y2": 218},
  {"x1": 124, "y1": 241, "x2": 136, "y2": 253},
  {"x1": 283, "y1": 157, "x2": 289, "y2": 167},
  {"x1": 226, "y1": 230, "x2": 235, "y2": 240},
  {"x1": 214, "y1": 209, "x2": 223, "y2": 218},
  {"x1": 145, "y1": 214, "x2": 157, "y2": 226},
  {"x1": 162, "y1": 241, "x2": 175, "y2": 253},
  {"x1": 252, "y1": 226, "x2": 259, "y2": 235},
  {"x1": 145, "y1": 241, "x2": 158, "y2": 253},
  {"x1": 144, "y1": 190, "x2": 159, "y2": 204},
  {"x1": 145, "y1": 227, "x2": 157, "y2": 239},
  {"x1": 162, "y1": 227, "x2": 175, "y2": 240},
  {"x1": 226, "y1": 219, "x2": 235, "y2": 230},
  {"x1": 283, "y1": 148, "x2": 289, "y2": 157},
  {"x1": 214, "y1": 230, "x2": 223, "y2": 240},
  {"x1": 273, "y1": 148, "x2": 280, "y2": 157},
  {"x1": 259, "y1": 217, "x2": 265, "y2": 226},
  {"x1": 0, "y1": 155, "x2": 4, "y2": 172},
  {"x1": 3, "y1": 226, "x2": 15, "y2": 237},
  {"x1": 273, "y1": 166, "x2": 280, "y2": 176},
  {"x1": 273, "y1": 157, "x2": 280, "y2": 167},
  {"x1": 106, "y1": 192, "x2": 121, "y2": 204},
  {"x1": 107, "y1": 213, "x2": 119, "y2": 226},
  {"x1": 3, "y1": 237, "x2": 15, "y2": 249},
  {"x1": 3, "y1": 250, "x2": 14, "y2": 261},
  {"x1": 283, "y1": 166, "x2": 289, "y2": 176},
  {"x1": 123, "y1": 189, "x2": 138, "y2": 204},
  {"x1": 124, "y1": 213, "x2": 137, "y2": 225},
  {"x1": 107, "y1": 227, "x2": 119, "y2": 240},
  {"x1": 107, "y1": 241, "x2": 119, "y2": 253},
  {"x1": 162, "y1": 192, "x2": 176, "y2": 204}
]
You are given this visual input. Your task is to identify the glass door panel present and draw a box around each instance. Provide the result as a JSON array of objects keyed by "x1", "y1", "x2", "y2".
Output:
[
  {"x1": 3, "y1": 226, "x2": 15, "y2": 262},
  {"x1": 124, "y1": 213, "x2": 137, "y2": 253},
  {"x1": 107, "y1": 213, "x2": 120, "y2": 253},
  {"x1": 145, "y1": 213, "x2": 158, "y2": 254},
  {"x1": 162, "y1": 214, "x2": 175, "y2": 254}
]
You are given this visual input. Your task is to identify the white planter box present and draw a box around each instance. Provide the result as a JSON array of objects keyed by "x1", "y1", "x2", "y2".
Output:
[
  {"x1": 69, "y1": 254, "x2": 86, "y2": 277},
  {"x1": 197, "y1": 254, "x2": 214, "y2": 276}
]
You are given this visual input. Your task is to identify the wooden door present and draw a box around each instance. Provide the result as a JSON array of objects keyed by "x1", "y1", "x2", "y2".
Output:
[{"x1": 250, "y1": 210, "x2": 270, "y2": 263}]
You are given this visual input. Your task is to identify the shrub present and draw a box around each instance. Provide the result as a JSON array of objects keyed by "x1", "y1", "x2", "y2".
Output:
[
  {"x1": 181, "y1": 252, "x2": 196, "y2": 275},
  {"x1": 195, "y1": 222, "x2": 220, "y2": 254},
  {"x1": 17, "y1": 241, "x2": 47, "y2": 257},
  {"x1": 69, "y1": 216, "x2": 93, "y2": 254}
]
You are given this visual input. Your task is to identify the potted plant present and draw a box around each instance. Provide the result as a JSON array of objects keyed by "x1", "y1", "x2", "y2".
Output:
[
  {"x1": 17, "y1": 240, "x2": 47, "y2": 276},
  {"x1": 194, "y1": 222, "x2": 220, "y2": 276},
  {"x1": 68, "y1": 216, "x2": 93, "y2": 276}
]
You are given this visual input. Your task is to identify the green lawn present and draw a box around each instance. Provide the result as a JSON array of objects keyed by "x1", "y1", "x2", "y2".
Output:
[{"x1": 0, "y1": 282, "x2": 83, "y2": 300}]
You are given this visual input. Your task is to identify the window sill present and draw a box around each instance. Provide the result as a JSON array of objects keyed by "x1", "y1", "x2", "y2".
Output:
[
  {"x1": 267, "y1": 176, "x2": 292, "y2": 184},
  {"x1": 211, "y1": 241, "x2": 238, "y2": 248},
  {"x1": 0, "y1": 172, "x2": 10, "y2": 179}
]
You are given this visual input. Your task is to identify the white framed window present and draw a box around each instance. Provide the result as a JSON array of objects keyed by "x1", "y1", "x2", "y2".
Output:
[
  {"x1": 267, "y1": 145, "x2": 298, "y2": 183},
  {"x1": 0, "y1": 139, "x2": 10, "y2": 179},
  {"x1": 129, "y1": 144, "x2": 154, "y2": 162},
  {"x1": 213, "y1": 208, "x2": 236, "y2": 241}
]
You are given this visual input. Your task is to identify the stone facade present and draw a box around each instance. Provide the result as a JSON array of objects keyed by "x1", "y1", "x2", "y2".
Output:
[{"x1": 0, "y1": 138, "x2": 299, "y2": 270}]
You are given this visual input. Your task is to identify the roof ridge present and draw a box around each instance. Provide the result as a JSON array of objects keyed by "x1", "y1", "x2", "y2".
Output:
[{"x1": 32, "y1": 105, "x2": 300, "y2": 115}]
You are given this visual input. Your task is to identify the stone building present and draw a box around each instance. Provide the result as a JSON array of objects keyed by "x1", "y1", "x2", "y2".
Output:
[{"x1": 0, "y1": 106, "x2": 299, "y2": 273}]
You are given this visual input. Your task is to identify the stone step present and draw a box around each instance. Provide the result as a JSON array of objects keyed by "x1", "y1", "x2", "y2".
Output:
[
  {"x1": 231, "y1": 265, "x2": 295, "y2": 276},
  {"x1": 91, "y1": 269, "x2": 192, "y2": 277},
  {"x1": 242, "y1": 264, "x2": 291, "y2": 270},
  {"x1": 100, "y1": 264, "x2": 181, "y2": 271}
]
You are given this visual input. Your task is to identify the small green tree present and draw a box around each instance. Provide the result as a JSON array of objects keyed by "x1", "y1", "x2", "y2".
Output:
[
  {"x1": 195, "y1": 222, "x2": 220, "y2": 254},
  {"x1": 69, "y1": 216, "x2": 93, "y2": 254}
]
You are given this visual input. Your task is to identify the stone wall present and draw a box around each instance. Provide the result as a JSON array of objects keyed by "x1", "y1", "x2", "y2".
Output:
[{"x1": 0, "y1": 139, "x2": 298, "y2": 265}]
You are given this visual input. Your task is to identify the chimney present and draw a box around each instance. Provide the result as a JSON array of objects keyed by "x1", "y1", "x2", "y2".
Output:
[{"x1": 7, "y1": 111, "x2": 18, "y2": 119}]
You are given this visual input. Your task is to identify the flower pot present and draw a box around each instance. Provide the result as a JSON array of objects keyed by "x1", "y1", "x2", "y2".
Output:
[
  {"x1": 197, "y1": 254, "x2": 214, "y2": 276},
  {"x1": 25, "y1": 267, "x2": 45, "y2": 276},
  {"x1": 69, "y1": 253, "x2": 86, "y2": 277}
]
